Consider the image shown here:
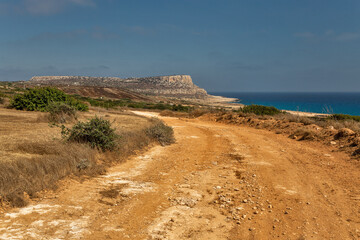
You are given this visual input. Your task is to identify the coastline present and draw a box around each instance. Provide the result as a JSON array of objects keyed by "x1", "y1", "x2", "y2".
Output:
[
  {"x1": 193, "y1": 94, "x2": 242, "y2": 109},
  {"x1": 203, "y1": 94, "x2": 329, "y2": 117}
]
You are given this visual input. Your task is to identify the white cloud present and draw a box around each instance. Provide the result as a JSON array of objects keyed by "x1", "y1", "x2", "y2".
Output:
[
  {"x1": 325, "y1": 30, "x2": 334, "y2": 35},
  {"x1": 294, "y1": 31, "x2": 360, "y2": 42},
  {"x1": 293, "y1": 32, "x2": 316, "y2": 39},
  {"x1": 334, "y1": 32, "x2": 360, "y2": 42},
  {"x1": 1, "y1": 0, "x2": 96, "y2": 15}
]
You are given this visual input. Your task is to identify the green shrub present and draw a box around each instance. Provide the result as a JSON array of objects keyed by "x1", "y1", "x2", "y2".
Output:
[
  {"x1": 71, "y1": 95, "x2": 192, "y2": 112},
  {"x1": 62, "y1": 117, "x2": 119, "y2": 151},
  {"x1": 0, "y1": 97, "x2": 4, "y2": 104},
  {"x1": 328, "y1": 114, "x2": 360, "y2": 122},
  {"x1": 10, "y1": 87, "x2": 88, "y2": 112},
  {"x1": 240, "y1": 104, "x2": 282, "y2": 116},
  {"x1": 47, "y1": 102, "x2": 77, "y2": 123},
  {"x1": 145, "y1": 119, "x2": 175, "y2": 146}
]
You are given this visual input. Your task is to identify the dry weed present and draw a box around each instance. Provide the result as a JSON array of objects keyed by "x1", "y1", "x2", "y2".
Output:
[
  {"x1": 290, "y1": 128, "x2": 319, "y2": 141},
  {"x1": 0, "y1": 142, "x2": 96, "y2": 207}
]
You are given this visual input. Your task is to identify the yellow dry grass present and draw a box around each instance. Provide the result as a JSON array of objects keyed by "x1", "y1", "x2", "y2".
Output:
[{"x1": 0, "y1": 106, "x2": 156, "y2": 207}]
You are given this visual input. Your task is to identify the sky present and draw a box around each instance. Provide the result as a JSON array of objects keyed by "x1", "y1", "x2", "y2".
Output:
[{"x1": 1, "y1": 0, "x2": 360, "y2": 92}]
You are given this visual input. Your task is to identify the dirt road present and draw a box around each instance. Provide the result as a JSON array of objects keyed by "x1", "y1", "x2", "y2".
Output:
[{"x1": 0, "y1": 115, "x2": 359, "y2": 239}]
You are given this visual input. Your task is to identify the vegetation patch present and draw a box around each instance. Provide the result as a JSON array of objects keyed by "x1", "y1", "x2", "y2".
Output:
[
  {"x1": 240, "y1": 104, "x2": 283, "y2": 116},
  {"x1": 0, "y1": 142, "x2": 97, "y2": 207},
  {"x1": 10, "y1": 87, "x2": 88, "y2": 112},
  {"x1": 328, "y1": 114, "x2": 360, "y2": 122},
  {"x1": 145, "y1": 119, "x2": 175, "y2": 146},
  {"x1": 73, "y1": 95, "x2": 192, "y2": 112},
  {"x1": 61, "y1": 116, "x2": 119, "y2": 151},
  {"x1": 47, "y1": 102, "x2": 77, "y2": 123}
]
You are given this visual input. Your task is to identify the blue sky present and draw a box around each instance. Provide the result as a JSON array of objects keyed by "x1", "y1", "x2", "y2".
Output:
[{"x1": 1, "y1": 0, "x2": 360, "y2": 92}]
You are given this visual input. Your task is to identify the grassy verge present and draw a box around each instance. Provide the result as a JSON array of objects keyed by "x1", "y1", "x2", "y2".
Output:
[
  {"x1": 0, "y1": 143, "x2": 98, "y2": 207},
  {"x1": 0, "y1": 107, "x2": 174, "y2": 207}
]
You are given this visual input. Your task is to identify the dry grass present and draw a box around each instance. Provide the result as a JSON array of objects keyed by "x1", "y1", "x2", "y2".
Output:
[
  {"x1": 159, "y1": 110, "x2": 188, "y2": 118},
  {"x1": 0, "y1": 142, "x2": 98, "y2": 207},
  {"x1": 160, "y1": 108, "x2": 220, "y2": 119},
  {"x1": 318, "y1": 119, "x2": 360, "y2": 132},
  {"x1": 290, "y1": 128, "x2": 319, "y2": 141},
  {"x1": 275, "y1": 114, "x2": 315, "y2": 126},
  {"x1": 0, "y1": 106, "x2": 174, "y2": 207}
]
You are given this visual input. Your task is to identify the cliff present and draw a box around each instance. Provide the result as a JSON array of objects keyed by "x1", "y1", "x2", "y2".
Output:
[{"x1": 29, "y1": 75, "x2": 208, "y2": 99}]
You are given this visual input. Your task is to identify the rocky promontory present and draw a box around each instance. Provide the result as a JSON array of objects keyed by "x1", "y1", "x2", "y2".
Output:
[{"x1": 29, "y1": 75, "x2": 208, "y2": 99}]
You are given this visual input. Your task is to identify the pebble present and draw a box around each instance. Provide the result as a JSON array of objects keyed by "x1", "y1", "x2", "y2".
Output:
[{"x1": 243, "y1": 199, "x2": 248, "y2": 203}]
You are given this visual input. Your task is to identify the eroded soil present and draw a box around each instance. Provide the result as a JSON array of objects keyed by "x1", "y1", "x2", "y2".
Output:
[{"x1": 0, "y1": 114, "x2": 359, "y2": 239}]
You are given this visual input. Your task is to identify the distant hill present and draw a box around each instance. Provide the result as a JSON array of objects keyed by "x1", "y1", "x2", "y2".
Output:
[{"x1": 28, "y1": 75, "x2": 208, "y2": 99}]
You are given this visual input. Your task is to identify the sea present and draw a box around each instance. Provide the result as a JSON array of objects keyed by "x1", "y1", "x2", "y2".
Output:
[{"x1": 211, "y1": 92, "x2": 360, "y2": 116}]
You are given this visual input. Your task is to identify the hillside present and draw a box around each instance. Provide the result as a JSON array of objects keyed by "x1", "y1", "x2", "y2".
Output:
[{"x1": 28, "y1": 75, "x2": 208, "y2": 99}]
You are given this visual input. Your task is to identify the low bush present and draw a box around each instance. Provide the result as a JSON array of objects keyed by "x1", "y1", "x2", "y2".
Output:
[
  {"x1": 240, "y1": 104, "x2": 282, "y2": 116},
  {"x1": 328, "y1": 114, "x2": 360, "y2": 122},
  {"x1": 146, "y1": 119, "x2": 175, "y2": 146},
  {"x1": 0, "y1": 92, "x2": 6, "y2": 104},
  {"x1": 275, "y1": 113, "x2": 315, "y2": 125},
  {"x1": 62, "y1": 116, "x2": 119, "y2": 151},
  {"x1": 47, "y1": 102, "x2": 77, "y2": 123},
  {"x1": 11, "y1": 87, "x2": 88, "y2": 112}
]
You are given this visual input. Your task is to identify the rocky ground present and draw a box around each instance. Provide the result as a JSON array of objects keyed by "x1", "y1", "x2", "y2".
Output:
[{"x1": 0, "y1": 113, "x2": 359, "y2": 239}]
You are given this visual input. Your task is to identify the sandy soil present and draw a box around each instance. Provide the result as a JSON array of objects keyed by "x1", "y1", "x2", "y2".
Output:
[{"x1": 0, "y1": 114, "x2": 359, "y2": 239}]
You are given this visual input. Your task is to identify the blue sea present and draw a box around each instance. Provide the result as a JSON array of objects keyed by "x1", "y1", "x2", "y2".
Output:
[{"x1": 211, "y1": 92, "x2": 360, "y2": 116}]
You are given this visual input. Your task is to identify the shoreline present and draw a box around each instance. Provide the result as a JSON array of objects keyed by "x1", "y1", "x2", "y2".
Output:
[{"x1": 203, "y1": 94, "x2": 330, "y2": 117}]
